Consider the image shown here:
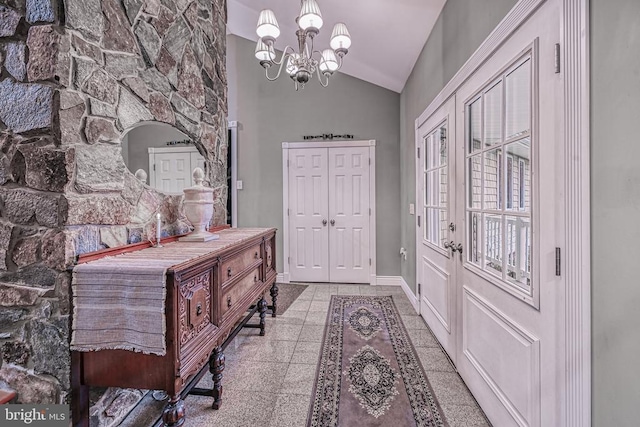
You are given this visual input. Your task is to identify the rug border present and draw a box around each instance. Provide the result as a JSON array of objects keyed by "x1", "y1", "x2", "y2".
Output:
[{"x1": 306, "y1": 294, "x2": 449, "y2": 427}]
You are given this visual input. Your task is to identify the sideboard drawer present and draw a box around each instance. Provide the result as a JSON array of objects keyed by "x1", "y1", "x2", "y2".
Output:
[
  {"x1": 221, "y1": 244, "x2": 261, "y2": 284},
  {"x1": 221, "y1": 267, "x2": 262, "y2": 320}
]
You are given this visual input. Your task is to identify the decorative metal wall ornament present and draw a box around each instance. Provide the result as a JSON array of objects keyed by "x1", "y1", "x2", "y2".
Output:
[
  {"x1": 254, "y1": 1, "x2": 352, "y2": 90},
  {"x1": 303, "y1": 133, "x2": 354, "y2": 140},
  {"x1": 165, "y1": 139, "x2": 193, "y2": 146}
]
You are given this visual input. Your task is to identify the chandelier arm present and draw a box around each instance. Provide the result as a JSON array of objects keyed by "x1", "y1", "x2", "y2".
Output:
[
  {"x1": 314, "y1": 66, "x2": 330, "y2": 88},
  {"x1": 269, "y1": 45, "x2": 296, "y2": 66},
  {"x1": 264, "y1": 55, "x2": 289, "y2": 81}
]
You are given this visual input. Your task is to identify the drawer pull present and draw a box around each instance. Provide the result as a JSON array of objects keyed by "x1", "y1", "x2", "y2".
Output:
[
  {"x1": 254, "y1": 251, "x2": 259, "y2": 259},
  {"x1": 254, "y1": 275, "x2": 258, "y2": 283},
  {"x1": 227, "y1": 268, "x2": 232, "y2": 277},
  {"x1": 227, "y1": 296, "x2": 232, "y2": 308},
  {"x1": 196, "y1": 303, "x2": 202, "y2": 316}
]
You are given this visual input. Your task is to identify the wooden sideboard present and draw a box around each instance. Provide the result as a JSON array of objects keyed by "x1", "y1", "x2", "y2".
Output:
[{"x1": 71, "y1": 228, "x2": 278, "y2": 427}]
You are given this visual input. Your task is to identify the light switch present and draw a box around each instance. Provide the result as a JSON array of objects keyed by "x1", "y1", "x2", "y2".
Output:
[
  {"x1": 409, "y1": 203, "x2": 415, "y2": 215},
  {"x1": 236, "y1": 180, "x2": 243, "y2": 190}
]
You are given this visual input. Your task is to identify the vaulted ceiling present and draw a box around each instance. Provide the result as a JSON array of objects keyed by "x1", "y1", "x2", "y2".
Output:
[{"x1": 227, "y1": 0, "x2": 447, "y2": 93}]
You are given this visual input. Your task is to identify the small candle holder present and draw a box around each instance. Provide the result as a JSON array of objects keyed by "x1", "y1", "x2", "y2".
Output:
[{"x1": 155, "y1": 213, "x2": 163, "y2": 248}]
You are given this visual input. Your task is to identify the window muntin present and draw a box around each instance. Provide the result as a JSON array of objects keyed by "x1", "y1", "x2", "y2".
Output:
[
  {"x1": 423, "y1": 124, "x2": 448, "y2": 249},
  {"x1": 465, "y1": 56, "x2": 533, "y2": 295}
]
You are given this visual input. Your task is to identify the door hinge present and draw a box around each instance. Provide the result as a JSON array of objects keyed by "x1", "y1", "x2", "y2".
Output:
[
  {"x1": 418, "y1": 283, "x2": 421, "y2": 295},
  {"x1": 287, "y1": 208, "x2": 290, "y2": 216},
  {"x1": 555, "y1": 247, "x2": 561, "y2": 276},
  {"x1": 288, "y1": 256, "x2": 290, "y2": 265},
  {"x1": 417, "y1": 215, "x2": 421, "y2": 227},
  {"x1": 369, "y1": 258, "x2": 371, "y2": 266},
  {"x1": 369, "y1": 158, "x2": 371, "y2": 166},
  {"x1": 369, "y1": 208, "x2": 371, "y2": 216},
  {"x1": 153, "y1": 163, "x2": 156, "y2": 171},
  {"x1": 554, "y1": 43, "x2": 561, "y2": 74},
  {"x1": 417, "y1": 147, "x2": 420, "y2": 158}
]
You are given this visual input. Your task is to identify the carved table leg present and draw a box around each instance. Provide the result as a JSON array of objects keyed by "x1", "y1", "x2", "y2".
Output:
[
  {"x1": 258, "y1": 297, "x2": 268, "y2": 336},
  {"x1": 162, "y1": 394, "x2": 185, "y2": 427},
  {"x1": 210, "y1": 346, "x2": 225, "y2": 410},
  {"x1": 270, "y1": 282, "x2": 279, "y2": 317}
]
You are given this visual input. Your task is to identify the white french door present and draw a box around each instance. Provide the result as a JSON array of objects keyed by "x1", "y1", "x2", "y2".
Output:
[
  {"x1": 417, "y1": 1, "x2": 564, "y2": 425},
  {"x1": 285, "y1": 141, "x2": 375, "y2": 284},
  {"x1": 416, "y1": 97, "x2": 457, "y2": 362}
]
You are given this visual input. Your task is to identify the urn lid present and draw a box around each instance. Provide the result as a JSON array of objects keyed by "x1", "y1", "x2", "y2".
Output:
[{"x1": 183, "y1": 168, "x2": 213, "y2": 199}]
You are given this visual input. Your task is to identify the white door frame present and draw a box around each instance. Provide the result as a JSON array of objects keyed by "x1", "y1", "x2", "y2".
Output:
[
  {"x1": 228, "y1": 121, "x2": 239, "y2": 227},
  {"x1": 282, "y1": 140, "x2": 377, "y2": 285},
  {"x1": 414, "y1": 0, "x2": 590, "y2": 424}
]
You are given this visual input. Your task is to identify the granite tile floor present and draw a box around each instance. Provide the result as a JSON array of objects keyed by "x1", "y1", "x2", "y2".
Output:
[{"x1": 177, "y1": 283, "x2": 490, "y2": 427}]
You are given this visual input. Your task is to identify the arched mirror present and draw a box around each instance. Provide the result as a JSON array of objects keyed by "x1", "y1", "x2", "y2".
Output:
[{"x1": 122, "y1": 122, "x2": 206, "y2": 194}]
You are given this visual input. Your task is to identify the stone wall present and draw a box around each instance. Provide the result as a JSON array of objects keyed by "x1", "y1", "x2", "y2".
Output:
[{"x1": 0, "y1": 0, "x2": 227, "y2": 403}]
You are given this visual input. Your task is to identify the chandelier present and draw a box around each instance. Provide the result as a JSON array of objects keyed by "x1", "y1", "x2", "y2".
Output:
[{"x1": 254, "y1": 0, "x2": 352, "y2": 90}]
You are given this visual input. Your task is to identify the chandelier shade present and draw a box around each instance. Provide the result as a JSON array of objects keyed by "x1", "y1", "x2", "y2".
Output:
[
  {"x1": 319, "y1": 49, "x2": 339, "y2": 74},
  {"x1": 255, "y1": 1, "x2": 351, "y2": 90},
  {"x1": 330, "y1": 22, "x2": 351, "y2": 54},
  {"x1": 255, "y1": 38, "x2": 275, "y2": 63},
  {"x1": 298, "y1": 0, "x2": 323, "y2": 33},
  {"x1": 256, "y1": 9, "x2": 280, "y2": 40}
]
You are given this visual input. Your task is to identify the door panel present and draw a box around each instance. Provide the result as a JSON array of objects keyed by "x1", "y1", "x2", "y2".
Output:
[
  {"x1": 288, "y1": 148, "x2": 329, "y2": 282},
  {"x1": 417, "y1": 97, "x2": 456, "y2": 361},
  {"x1": 328, "y1": 147, "x2": 370, "y2": 283}
]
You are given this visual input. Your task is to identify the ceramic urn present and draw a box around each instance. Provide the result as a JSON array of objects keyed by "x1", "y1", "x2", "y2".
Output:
[{"x1": 179, "y1": 167, "x2": 219, "y2": 242}]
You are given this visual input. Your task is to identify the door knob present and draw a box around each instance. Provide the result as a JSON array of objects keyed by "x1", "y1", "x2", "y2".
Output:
[
  {"x1": 322, "y1": 219, "x2": 327, "y2": 226},
  {"x1": 454, "y1": 243, "x2": 463, "y2": 254},
  {"x1": 444, "y1": 241, "x2": 455, "y2": 250},
  {"x1": 330, "y1": 219, "x2": 335, "y2": 226}
]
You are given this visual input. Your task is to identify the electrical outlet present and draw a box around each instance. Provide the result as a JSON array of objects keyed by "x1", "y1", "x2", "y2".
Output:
[
  {"x1": 236, "y1": 180, "x2": 243, "y2": 190},
  {"x1": 409, "y1": 203, "x2": 415, "y2": 215}
]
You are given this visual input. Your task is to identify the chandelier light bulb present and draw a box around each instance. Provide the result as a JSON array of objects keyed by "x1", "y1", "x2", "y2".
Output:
[
  {"x1": 298, "y1": 0, "x2": 323, "y2": 34},
  {"x1": 256, "y1": 9, "x2": 280, "y2": 42},
  {"x1": 330, "y1": 22, "x2": 351, "y2": 56}
]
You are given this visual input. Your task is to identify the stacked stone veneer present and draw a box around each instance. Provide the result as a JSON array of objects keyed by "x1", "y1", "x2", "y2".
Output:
[{"x1": 0, "y1": 0, "x2": 228, "y2": 403}]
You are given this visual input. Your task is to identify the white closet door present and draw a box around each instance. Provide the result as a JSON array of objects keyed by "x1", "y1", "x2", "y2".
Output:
[
  {"x1": 288, "y1": 148, "x2": 330, "y2": 282},
  {"x1": 153, "y1": 151, "x2": 192, "y2": 193},
  {"x1": 328, "y1": 147, "x2": 371, "y2": 283}
]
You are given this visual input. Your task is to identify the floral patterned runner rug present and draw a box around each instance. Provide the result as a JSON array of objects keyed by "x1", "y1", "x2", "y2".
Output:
[{"x1": 307, "y1": 295, "x2": 448, "y2": 427}]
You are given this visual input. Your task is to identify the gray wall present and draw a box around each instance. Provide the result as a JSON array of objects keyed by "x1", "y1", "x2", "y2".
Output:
[
  {"x1": 399, "y1": 0, "x2": 518, "y2": 293},
  {"x1": 125, "y1": 123, "x2": 191, "y2": 181},
  {"x1": 227, "y1": 34, "x2": 401, "y2": 276},
  {"x1": 591, "y1": 0, "x2": 640, "y2": 423}
]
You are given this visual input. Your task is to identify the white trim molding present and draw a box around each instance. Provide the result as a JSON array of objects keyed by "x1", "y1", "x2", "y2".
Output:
[
  {"x1": 276, "y1": 273, "x2": 286, "y2": 283},
  {"x1": 375, "y1": 276, "x2": 403, "y2": 286},
  {"x1": 228, "y1": 121, "x2": 239, "y2": 228},
  {"x1": 562, "y1": 0, "x2": 590, "y2": 425}
]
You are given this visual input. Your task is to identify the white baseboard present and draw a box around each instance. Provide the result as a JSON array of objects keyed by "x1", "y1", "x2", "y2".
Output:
[
  {"x1": 376, "y1": 276, "x2": 419, "y2": 314},
  {"x1": 400, "y1": 277, "x2": 419, "y2": 314},
  {"x1": 375, "y1": 276, "x2": 403, "y2": 286},
  {"x1": 276, "y1": 273, "x2": 286, "y2": 283}
]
